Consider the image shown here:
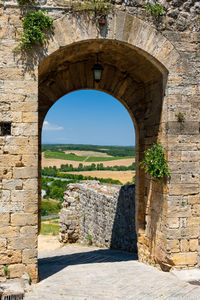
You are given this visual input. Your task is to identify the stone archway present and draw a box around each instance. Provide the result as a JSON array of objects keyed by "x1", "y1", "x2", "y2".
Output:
[
  {"x1": 38, "y1": 35, "x2": 170, "y2": 272},
  {"x1": 1, "y1": 6, "x2": 199, "y2": 284}
]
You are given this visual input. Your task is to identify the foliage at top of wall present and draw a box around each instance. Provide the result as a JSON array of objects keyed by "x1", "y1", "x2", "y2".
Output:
[
  {"x1": 16, "y1": 0, "x2": 164, "y2": 50},
  {"x1": 71, "y1": 0, "x2": 112, "y2": 16},
  {"x1": 145, "y1": 1, "x2": 164, "y2": 19},
  {"x1": 18, "y1": 0, "x2": 35, "y2": 6},
  {"x1": 141, "y1": 143, "x2": 170, "y2": 180},
  {"x1": 16, "y1": 0, "x2": 53, "y2": 50},
  {"x1": 19, "y1": 10, "x2": 53, "y2": 50}
]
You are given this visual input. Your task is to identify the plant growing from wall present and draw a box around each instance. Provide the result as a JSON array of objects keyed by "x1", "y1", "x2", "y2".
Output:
[
  {"x1": 4, "y1": 266, "x2": 10, "y2": 277},
  {"x1": 19, "y1": 10, "x2": 53, "y2": 50},
  {"x1": 176, "y1": 112, "x2": 185, "y2": 123},
  {"x1": 17, "y1": 0, "x2": 35, "y2": 6},
  {"x1": 71, "y1": 0, "x2": 112, "y2": 18},
  {"x1": 145, "y1": 2, "x2": 164, "y2": 18},
  {"x1": 86, "y1": 234, "x2": 93, "y2": 245},
  {"x1": 141, "y1": 143, "x2": 170, "y2": 180}
]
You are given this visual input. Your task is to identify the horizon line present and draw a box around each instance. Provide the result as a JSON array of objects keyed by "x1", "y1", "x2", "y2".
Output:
[{"x1": 42, "y1": 143, "x2": 135, "y2": 147}]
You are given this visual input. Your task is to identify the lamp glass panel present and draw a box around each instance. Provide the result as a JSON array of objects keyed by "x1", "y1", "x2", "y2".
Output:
[{"x1": 94, "y1": 69, "x2": 102, "y2": 81}]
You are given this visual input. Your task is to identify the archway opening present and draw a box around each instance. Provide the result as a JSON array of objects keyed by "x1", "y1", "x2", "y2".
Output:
[
  {"x1": 38, "y1": 39, "x2": 167, "y2": 279},
  {"x1": 40, "y1": 90, "x2": 137, "y2": 270}
]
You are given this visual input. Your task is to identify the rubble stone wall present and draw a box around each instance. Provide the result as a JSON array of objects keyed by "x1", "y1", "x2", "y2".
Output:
[{"x1": 59, "y1": 181, "x2": 137, "y2": 252}]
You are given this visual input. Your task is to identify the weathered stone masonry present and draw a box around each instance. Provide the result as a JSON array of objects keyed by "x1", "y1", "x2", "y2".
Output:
[
  {"x1": 0, "y1": 0, "x2": 199, "y2": 282},
  {"x1": 60, "y1": 181, "x2": 137, "y2": 252}
]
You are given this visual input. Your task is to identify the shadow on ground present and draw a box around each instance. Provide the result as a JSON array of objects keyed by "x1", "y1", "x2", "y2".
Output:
[{"x1": 39, "y1": 248, "x2": 138, "y2": 281}]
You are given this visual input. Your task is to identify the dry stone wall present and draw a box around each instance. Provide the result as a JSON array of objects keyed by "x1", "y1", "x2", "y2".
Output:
[{"x1": 60, "y1": 181, "x2": 137, "y2": 252}]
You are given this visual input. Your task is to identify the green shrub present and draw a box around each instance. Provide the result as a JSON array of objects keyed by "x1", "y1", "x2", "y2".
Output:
[
  {"x1": 145, "y1": 2, "x2": 164, "y2": 18},
  {"x1": 141, "y1": 143, "x2": 170, "y2": 179},
  {"x1": 20, "y1": 10, "x2": 53, "y2": 50},
  {"x1": 41, "y1": 200, "x2": 62, "y2": 216}
]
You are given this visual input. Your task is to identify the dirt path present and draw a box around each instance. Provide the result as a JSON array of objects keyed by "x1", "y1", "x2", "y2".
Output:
[{"x1": 38, "y1": 235, "x2": 61, "y2": 252}]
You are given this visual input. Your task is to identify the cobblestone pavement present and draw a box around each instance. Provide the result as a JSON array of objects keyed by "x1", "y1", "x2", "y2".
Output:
[{"x1": 24, "y1": 245, "x2": 200, "y2": 300}]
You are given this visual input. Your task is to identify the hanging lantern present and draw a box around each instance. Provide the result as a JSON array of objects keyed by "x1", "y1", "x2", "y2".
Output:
[{"x1": 92, "y1": 63, "x2": 104, "y2": 82}]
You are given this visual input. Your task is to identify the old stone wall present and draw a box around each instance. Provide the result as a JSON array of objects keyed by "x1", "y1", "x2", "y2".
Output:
[
  {"x1": 60, "y1": 181, "x2": 137, "y2": 252},
  {"x1": 0, "y1": 0, "x2": 199, "y2": 283}
]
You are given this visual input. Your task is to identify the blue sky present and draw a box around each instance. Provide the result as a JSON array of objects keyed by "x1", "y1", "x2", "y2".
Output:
[{"x1": 42, "y1": 90, "x2": 135, "y2": 146}]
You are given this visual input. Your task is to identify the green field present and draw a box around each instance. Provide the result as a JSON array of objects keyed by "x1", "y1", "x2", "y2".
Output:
[
  {"x1": 40, "y1": 223, "x2": 60, "y2": 235},
  {"x1": 44, "y1": 151, "x2": 134, "y2": 162}
]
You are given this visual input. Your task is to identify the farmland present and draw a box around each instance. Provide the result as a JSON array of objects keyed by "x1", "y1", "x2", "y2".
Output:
[
  {"x1": 69, "y1": 170, "x2": 135, "y2": 184},
  {"x1": 41, "y1": 144, "x2": 136, "y2": 216},
  {"x1": 44, "y1": 151, "x2": 134, "y2": 162},
  {"x1": 42, "y1": 153, "x2": 135, "y2": 168}
]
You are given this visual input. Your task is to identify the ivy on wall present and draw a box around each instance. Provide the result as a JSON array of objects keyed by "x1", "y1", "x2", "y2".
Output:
[
  {"x1": 16, "y1": 0, "x2": 164, "y2": 50},
  {"x1": 20, "y1": 10, "x2": 53, "y2": 50},
  {"x1": 17, "y1": 0, "x2": 53, "y2": 50},
  {"x1": 141, "y1": 143, "x2": 170, "y2": 180}
]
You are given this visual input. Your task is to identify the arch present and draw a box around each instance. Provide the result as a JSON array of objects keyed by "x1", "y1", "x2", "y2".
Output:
[
  {"x1": 38, "y1": 26, "x2": 173, "y2": 272},
  {"x1": 45, "y1": 11, "x2": 180, "y2": 74},
  {"x1": 1, "y1": 3, "x2": 199, "y2": 284}
]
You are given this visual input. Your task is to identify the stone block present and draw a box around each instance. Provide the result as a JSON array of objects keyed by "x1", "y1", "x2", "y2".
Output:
[
  {"x1": 187, "y1": 217, "x2": 200, "y2": 227},
  {"x1": 20, "y1": 226, "x2": 38, "y2": 235},
  {"x1": 11, "y1": 100, "x2": 38, "y2": 112},
  {"x1": 0, "y1": 226, "x2": 19, "y2": 238},
  {"x1": 11, "y1": 213, "x2": 37, "y2": 226},
  {"x1": 188, "y1": 195, "x2": 200, "y2": 204},
  {"x1": 181, "y1": 151, "x2": 199, "y2": 162},
  {"x1": 8, "y1": 236, "x2": 37, "y2": 250},
  {"x1": 26, "y1": 264, "x2": 38, "y2": 283},
  {"x1": 22, "y1": 155, "x2": 38, "y2": 167},
  {"x1": 0, "y1": 251, "x2": 21, "y2": 264},
  {"x1": 0, "y1": 238, "x2": 7, "y2": 251},
  {"x1": 2, "y1": 179, "x2": 23, "y2": 190},
  {"x1": 180, "y1": 240, "x2": 189, "y2": 252},
  {"x1": 0, "y1": 213, "x2": 10, "y2": 226},
  {"x1": 191, "y1": 204, "x2": 200, "y2": 216},
  {"x1": 169, "y1": 183, "x2": 199, "y2": 195},
  {"x1": 22, "y1": 112, "x2": 38, "y2": 123},
  {"x1": 13, "y1": 167, "x2": 37, "y2": 179},
  {"x1": 167, "y1": 239, "x2": 179, "y2": 253},
  {"x1": 9, "y1": 264, "x2": 26, "y2": 279},
  {"x1": 167, "y1": 218, "x2": 180, "y2": 229},
  {"x1": 12, "y1": 123, "x2": 38, "y2": 137},
  {"x1": 23, "y1": 201, "x2": 38, "y2": 214},
  {"x1": 188, "y1": 239, "x2": 198, "y2": 252},
  {"x1": 22, "y1": 249, "x2": 37, "y2": 264},
  {"x1": 172, "y1": 252, "x2": 198, "y2": 266},
  {"x1": 166, "y1": 121, "x2": 199, "y2": 135},
  {"x1": 23, "y1": 179, "x2": 38, "y2": 190}
]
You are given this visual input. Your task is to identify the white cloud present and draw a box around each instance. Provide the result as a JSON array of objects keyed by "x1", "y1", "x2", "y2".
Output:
[{"x1": 43, "y1": 121, "x2": 64, "y2": 131}]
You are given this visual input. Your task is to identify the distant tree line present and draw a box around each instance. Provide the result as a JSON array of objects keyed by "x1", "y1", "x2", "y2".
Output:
[
  {"x1": 42, "y1": 167, "x2": 122, "y2": 185},
  {"x1": 60, "y1": 162, "x2": 136, "y2": 172},
  {"x1": 42, "y1": 144, "x2": 135, "y2": 157}
]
